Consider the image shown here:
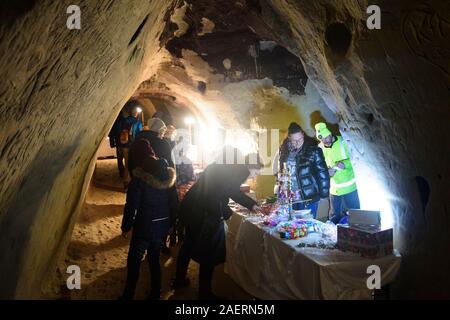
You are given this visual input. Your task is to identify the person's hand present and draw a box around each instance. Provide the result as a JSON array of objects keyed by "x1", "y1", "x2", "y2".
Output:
[
  {"x1": 328, "y1": 168, "x2": 336, "y2": 177},
  {"x1": 122, "y1": 231, "x2": 130, "y2": 239},
  {"x1": 251, "y1": 204, "x2": 261, "y2": 212},
  {"x1": 336, "y1": 161, "x2": 345, "y2": 170}
]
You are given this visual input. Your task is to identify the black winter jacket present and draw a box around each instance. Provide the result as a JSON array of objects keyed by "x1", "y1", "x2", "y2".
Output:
[
  {"x1": 279, "y1": 138, "x2": 330, "y2": 202},
  {"x1": 178, "y1": 163, "x2": 256, "y2": 265},
  {"x1": 121, "y1": 166, "x2": 177, "y2": 238}
]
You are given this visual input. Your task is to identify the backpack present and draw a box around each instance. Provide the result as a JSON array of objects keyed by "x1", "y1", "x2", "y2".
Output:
[{"x1": 119, "y1": 121, "x2": 132, "y2": 145}]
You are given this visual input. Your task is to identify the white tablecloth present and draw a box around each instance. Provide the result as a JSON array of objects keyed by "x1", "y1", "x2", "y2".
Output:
[{"x1": 225, "y1": 211, "x2": 401, "y2": 300}]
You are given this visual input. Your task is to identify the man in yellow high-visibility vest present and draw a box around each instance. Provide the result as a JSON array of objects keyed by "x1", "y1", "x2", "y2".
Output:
[{"x1": 315, "y1": 122, "x2": 360, "y2": 224}]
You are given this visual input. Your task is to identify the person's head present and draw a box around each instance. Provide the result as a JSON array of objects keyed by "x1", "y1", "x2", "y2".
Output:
[
  {"x1": 124, "y1": 100, "x2": 140, "y2": 118},
  {"x1": 314, "y1": 122, "x2": 333, "y2": 147},
  {"x1": 131, "y1": 107, "x2": 139, "y2": 118},
  {"x1": 245, "y1": 153, "x2": 264, "y2": 179},
  {"x1": 147, "y1": 118, "x2": 167, "y2": 138},
  {"x1": 133, "y1": 138, "x2": 156, "y2": 168},
  {"x1": 164, "y1": 125, "x2": 176, "y2": 140},
  {"x1": 287, "y1": 122, "x2": 305, "y2": 149}
]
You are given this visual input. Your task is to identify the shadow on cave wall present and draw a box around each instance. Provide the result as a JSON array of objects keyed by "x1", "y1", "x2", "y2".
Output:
[{"x1": 0, "y1": 135, "x2": 82, "y2": 298}]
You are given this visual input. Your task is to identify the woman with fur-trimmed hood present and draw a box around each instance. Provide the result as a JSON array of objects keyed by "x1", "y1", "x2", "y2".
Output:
[{"x1": 120, "y1": 139, "x2": 177, "y2": 300}]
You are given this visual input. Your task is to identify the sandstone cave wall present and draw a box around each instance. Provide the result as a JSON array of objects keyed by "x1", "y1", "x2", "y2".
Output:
[
  {"x1": 259, "y1": 0, "x2": 449, "y2": 297},
  {"x1": 0, "y1": 0, "x2": 176, "y2": 298}
]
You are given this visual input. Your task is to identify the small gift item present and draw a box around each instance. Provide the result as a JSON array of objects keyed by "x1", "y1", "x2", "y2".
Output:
[{"x1": 277, "y1": 221, "x2": 308, "y2": 239}]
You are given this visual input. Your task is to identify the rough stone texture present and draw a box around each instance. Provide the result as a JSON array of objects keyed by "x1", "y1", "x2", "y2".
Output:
[
  {"x1": 0, "y1": 0, "x2": 449, "y2": 299},
  {"x1": 254, "y1": 0, "x2": 449, "y2": 297},
  {"x1": 0, "y1": 0, "x2": 177, "y2": 298}
]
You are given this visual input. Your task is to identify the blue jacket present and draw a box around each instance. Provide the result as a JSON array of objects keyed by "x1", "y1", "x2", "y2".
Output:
[{"x1": 124, "y1": 116, "x2": 143, "y2": 142}]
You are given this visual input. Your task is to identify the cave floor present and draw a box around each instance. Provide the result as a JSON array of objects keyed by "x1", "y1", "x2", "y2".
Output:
[{"x1": 62, "y1": 159, "x2": 253, "y2": 300}]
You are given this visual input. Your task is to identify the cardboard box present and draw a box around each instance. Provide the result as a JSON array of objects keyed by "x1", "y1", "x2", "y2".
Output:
[{"x1": 337, "y1": 225, "x2": 393, "y2": 258}]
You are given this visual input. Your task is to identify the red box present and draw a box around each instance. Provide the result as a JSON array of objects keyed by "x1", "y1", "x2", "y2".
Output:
[{"x1": 337, "y1": 225, "x2": 393, "y2": 258}]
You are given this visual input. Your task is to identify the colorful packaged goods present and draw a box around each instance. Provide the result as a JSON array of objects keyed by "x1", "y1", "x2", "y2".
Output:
[
  {"x1": 263, "y1": 213, "x2": 289, "y2": 227},
  {"x1": 294, "y1": 219, "x2": 321, "y2": 234},
  {"x1": 276, "y1": 221, "x2": 308, "y2": 240},
  {"x1": 337, "y1": 225, "x2": 393, "y2": 258}
]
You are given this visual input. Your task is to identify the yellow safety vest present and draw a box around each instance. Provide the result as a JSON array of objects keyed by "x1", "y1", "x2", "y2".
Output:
[{"x1": 319, "y1": 136, "x2": 357, "y2": 196}]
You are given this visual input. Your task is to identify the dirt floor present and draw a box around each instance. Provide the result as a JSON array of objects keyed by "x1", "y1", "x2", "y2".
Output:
[{"x1": 62, "y1": 158, "x2": 253, "y2": 300}]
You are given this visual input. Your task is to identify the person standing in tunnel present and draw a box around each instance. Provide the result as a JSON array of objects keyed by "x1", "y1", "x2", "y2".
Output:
[
  {"x1": 173, "y1": 150, "x2": 263, "y2": 300},
  {"x1": 120, "y1": 139, "x2": 177, "y2": 300},
  {"x1": 129, "y1": 117, "x2": 178, "y2": 255},
  {"x1": 108, "y1": 111, "x2": 127, "y2": 177},
  {"x1": 163, "y1": 125, "x2": 177, "y2": 150},
  {"x1": 315, "y1": 122, "x2": 360, "y2": 224},
  {"x1": 273, "y1": 122, "x2": 330, "y2": 217},
  {"x1": 120, "y1": 101, "x2": 143, "y2": 189}
]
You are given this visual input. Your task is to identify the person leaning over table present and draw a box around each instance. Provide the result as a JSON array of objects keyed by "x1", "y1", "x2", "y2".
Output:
[
  {"x1": 173, "y1": 148, "x2": 263, "y2": 300},
  {"x1": 272, "y1": 122, "x2": 330, "y2": 218}
]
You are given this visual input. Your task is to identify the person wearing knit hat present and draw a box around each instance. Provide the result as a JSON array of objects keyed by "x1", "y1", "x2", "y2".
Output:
[
  {"x1": 314, "y1": 122, "x2": 360, "y2": 224},
  {"x1": 147, "y1": 118, "x2": 167, "y2": 138},
  {"x1": 315, "y1": 122, "x2": 332, "y2": 142},
  {"x1": 273, "y1": 122, "x2": 330, "y2": 218}
]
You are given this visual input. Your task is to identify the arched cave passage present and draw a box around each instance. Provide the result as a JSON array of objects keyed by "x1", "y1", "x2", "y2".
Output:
[{"x1": 0, "y1": 0, "x2": 448, "y2": 300}]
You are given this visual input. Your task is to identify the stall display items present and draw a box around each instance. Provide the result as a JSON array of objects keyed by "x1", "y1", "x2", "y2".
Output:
[
  {"x1": 276, "y1": 221, "x2": 308, "y2": 239},
  {"x1": 337, "y1": 225, "x2": 393, "y2": 258},
  {"x1": 263, "y1": 213, "x2": 289, "y2": 227},
  {"x1": 295, "y1": 219, "x2": 321, "y2": 233},
  {"x1": 297, "y1": 240, "x2": 337, "y2": 250}
]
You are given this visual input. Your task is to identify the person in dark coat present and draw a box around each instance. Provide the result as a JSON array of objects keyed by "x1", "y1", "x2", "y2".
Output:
[
  {"x1": 274, "y1": 122, "x2": 330, "y2": 217},
  {"x1": 120, "y1": 139, "x2": 177, "y2": 300},
  {"x1": 108, "y1": 111, "x2": 127, "y2": 177},
  {"x1": 129, "y1": 118, "x2": 178, "y2": 255},
  {"x1": 173, "y1": 150, "x2": 263, "y2": 300}
]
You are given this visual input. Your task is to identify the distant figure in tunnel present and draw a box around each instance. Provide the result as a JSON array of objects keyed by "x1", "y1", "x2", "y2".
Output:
[
  {"x1": 119, "y1": 101, "x2": 143, "y2": 188},
  {"x1": 315, "y1": 122, "x2": 360, "y2": 224},
  {"x1": 173, "y1": 150, "x2": 263, "y2": 300},
  {"x1": 108, "y1": 111, "x2": 127, "y2": 178},
  {"x1": 120, "y1": 139, "x2": 177, "y2": 300},
  {"x1": 163, "y1": 125, "x2": 177, "y2": 150},
  {"x1": 273, "y1": 122, "x2": 330, "y2": 217}
]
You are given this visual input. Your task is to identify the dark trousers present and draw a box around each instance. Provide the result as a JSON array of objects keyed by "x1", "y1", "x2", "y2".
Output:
[
  {"x1": 116, "y1": 147, "x2": 125, "y2": 177},
  {"x1": 330, "y1": 189, "x2": 361, "y2": 224},
  {"x1": 122, "y1": 227, "x2": 167, "y2": 299},
  {"x1": 175, "y1": 233, "x2": 215, "y2": 297}
]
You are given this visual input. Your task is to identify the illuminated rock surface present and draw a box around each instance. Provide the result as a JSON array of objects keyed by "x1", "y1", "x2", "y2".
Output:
[{"x1": 0, "y1": 0, "x2": 448, "y2": 298}]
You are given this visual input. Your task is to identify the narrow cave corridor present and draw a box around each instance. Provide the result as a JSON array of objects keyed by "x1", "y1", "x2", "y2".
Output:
[{"x1": 0, "y1": 0, "x2": 449, "y2": 302}]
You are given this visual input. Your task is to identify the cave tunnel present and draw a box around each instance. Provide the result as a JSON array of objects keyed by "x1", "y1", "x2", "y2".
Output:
[{"x1": 0, "y1": 0, "x2": 449, "y2": 302}]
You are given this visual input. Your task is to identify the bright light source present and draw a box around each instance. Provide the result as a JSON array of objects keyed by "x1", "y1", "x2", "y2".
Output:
[
  {"x1": 354, "y1": 162, "x2": 395, "y2": 229},
  {"x1": 200, "y1": 127, "x2": 220, "y2": 149},
  {"x1": 184, "y1": 116, "x2": 196, "y2": 125},
  {"x1": 225, "y1": 129, "x2": 257, "y2": 155},
  {"x1": 136, "y1": 107, "x2": 142, "y2": 113}
]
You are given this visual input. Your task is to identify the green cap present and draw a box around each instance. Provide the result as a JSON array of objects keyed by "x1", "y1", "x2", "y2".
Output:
[{"x1": 315, "y1": 122, "x2": 332, "y2": 140}]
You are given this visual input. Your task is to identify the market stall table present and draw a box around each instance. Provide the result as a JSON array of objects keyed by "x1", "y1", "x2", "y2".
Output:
[{"x1": 225, "y1": 204, "x2": 401, "y2": 300}]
